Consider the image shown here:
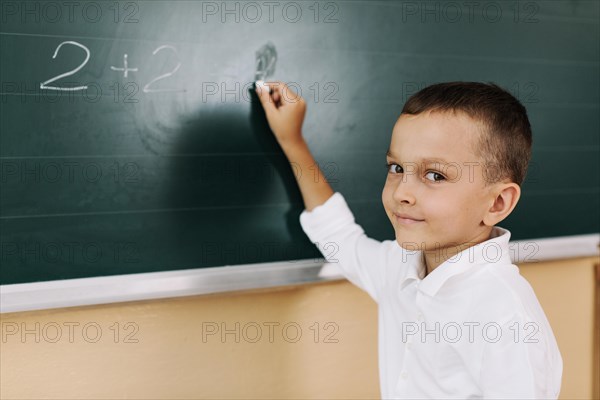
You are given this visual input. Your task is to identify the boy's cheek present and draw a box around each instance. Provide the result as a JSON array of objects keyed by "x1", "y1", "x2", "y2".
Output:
[
  {"x1": 381, "y1": 186, "x2": 392, "y2": 209},
  {"x1": 381, "y1": 192, "x2": 397, "y2": 219}
]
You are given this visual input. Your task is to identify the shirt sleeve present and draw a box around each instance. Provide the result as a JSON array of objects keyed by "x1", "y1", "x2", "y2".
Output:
[
  {"x1": 479, "y1": 315, "x2": 563, "y2": 399},
  {"x1": 298, "y1": 192, "x2": 395, "y2": 303}
]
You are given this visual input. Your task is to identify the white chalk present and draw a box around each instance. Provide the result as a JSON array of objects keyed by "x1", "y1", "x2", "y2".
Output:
[{"x1": 255, "y1": 80, "x2": 271, "y2": 93}]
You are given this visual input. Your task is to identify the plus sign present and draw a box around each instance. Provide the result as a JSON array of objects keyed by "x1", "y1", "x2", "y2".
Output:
[{"x1": 110, "y1": 54, "x2": 138, "y2": 78}]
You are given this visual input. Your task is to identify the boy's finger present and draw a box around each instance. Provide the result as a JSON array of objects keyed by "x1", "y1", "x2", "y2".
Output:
[
  {"x1": 267, "y1": 81, "x2": 291, "y2": 94},
  {"x1": 272, "y1": 91, "x2": 281, "y2": 104},
  {"x1": 255, "y1": 83, "x2": 277, "y2": 114},
  {"x1": 279, "y1": 83, "x2": 299, "y2": 103},
  {"x1": 264, "y1": 80, "x2": 281, "y2": 89}
]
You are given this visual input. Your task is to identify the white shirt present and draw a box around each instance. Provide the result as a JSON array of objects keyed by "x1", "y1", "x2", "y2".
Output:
[{"x1": 299, "y1": 192, "x2": 563, "y2": 399}]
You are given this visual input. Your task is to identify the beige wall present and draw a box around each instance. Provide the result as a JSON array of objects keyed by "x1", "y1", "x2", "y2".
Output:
[
  {"x1": 1, "y1": 256, "x2": 598, "y2": 399},
  {"x1": 517, "y1": 256, "x2": 598, "y2": 399}
]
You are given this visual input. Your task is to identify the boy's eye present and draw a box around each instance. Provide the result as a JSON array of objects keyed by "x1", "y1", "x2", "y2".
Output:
[
  {"x1": 386, "y1": 162, "x2": 402, "y2": 174},
  {"x1": 425, "y1": 171, "x2": 446, "y2": 182}
]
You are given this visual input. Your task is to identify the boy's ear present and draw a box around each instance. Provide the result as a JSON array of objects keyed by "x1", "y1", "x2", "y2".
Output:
[{"x1": 483, "y1": 183, "x2": 521, "y2": 226}]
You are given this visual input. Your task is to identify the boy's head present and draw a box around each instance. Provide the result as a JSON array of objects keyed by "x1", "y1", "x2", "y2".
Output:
[{"x1": 382, "y1": 82, "x2": 532, "y2": 256}]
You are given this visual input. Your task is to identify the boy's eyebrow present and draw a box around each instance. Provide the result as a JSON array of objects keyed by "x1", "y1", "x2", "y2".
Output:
[{"x1": 386, "y1": 148, "x2": 451, "y2": 165}]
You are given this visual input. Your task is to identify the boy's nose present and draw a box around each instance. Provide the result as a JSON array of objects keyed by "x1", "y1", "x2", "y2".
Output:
[{"x1": 392, "y1": 175, "x2": 418, "y2": 205}]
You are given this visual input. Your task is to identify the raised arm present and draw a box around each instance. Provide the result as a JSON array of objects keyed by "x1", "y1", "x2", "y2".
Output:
[
  {"x1": 255, "y1": 81, "x2": 396, "y2": 303},
  {"x1": 255, "y1": 81, "x2": 334, "y2": 211}
]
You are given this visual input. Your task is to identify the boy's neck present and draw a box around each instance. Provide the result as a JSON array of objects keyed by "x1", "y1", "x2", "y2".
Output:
[{"x1": 422, "y1": 227, "x2": 494, "y2": 276}]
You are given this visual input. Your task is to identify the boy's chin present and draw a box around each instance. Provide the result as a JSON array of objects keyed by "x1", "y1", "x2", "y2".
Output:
[
  {"x1": 394, "y1": 232, "x2": 442, "y2": 252},
  {"x1": 394, "y1": 235, "x2": 425, "y2": 252}
]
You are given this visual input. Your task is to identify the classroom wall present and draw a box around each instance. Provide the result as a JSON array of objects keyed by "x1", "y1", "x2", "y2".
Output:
[{"x1": 1, "y1": 255, "x2": 598, "y2": 400}]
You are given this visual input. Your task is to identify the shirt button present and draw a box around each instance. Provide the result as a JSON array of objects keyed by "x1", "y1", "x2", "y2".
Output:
[
  {"x1": 417, "y1": 313, "x2": 424, "y2": 322},
  {"x1": 401, "y1": 371, "x2": 409, "y2": 380}
]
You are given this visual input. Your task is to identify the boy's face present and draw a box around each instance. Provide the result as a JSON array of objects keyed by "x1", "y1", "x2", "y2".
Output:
[{"x1": 382, "y1": 110, "x2": 497, "y2": 253}]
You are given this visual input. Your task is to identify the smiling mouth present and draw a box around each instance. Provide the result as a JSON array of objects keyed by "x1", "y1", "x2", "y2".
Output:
[{"x1": 394, "y1": 214, "x2": 424, "y2": 225}]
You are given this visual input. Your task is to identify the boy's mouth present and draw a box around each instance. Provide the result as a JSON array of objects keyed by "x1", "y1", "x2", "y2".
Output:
[{"x1": 394, "y1": 213, "x2": 424, "y2": 225}]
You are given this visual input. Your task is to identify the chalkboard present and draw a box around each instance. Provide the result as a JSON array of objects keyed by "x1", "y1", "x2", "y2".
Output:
[{"x1": 1, "y1": 0, "x2": 598, "y2": 285}]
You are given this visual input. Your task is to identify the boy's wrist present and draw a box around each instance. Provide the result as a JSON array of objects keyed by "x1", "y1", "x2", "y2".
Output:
[{"x1": 278, "y1": 134, "x2": 306, "y2": 152}]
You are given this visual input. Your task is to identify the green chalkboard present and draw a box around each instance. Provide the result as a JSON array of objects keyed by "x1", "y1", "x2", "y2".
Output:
[{"x1": 1, "y1": 0, "x2": 598, "y2": 284}]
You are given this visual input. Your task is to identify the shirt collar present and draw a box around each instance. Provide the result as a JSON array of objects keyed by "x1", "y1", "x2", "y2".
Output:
[{"x1": 398, "y1": 226, "x2": 512, "y2": 297}]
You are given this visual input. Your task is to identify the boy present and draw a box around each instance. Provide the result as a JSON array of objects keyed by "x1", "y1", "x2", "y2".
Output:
[{"x1": 255, "y1": 81, "x2": 563, "y2": 399}]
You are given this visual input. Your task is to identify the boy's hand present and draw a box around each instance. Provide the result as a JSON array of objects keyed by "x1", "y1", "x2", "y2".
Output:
[
  {"x1": 255, "y1": 81, "x2": 306, "y2": 146},
  {"x1": 255, "y1": 80, "x2": 334, "y2": 210}
]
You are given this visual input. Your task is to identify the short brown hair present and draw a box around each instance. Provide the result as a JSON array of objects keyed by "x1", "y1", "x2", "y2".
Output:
[{"x1": 401, "y1": 81, "x2": 532, "y2": 186}]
